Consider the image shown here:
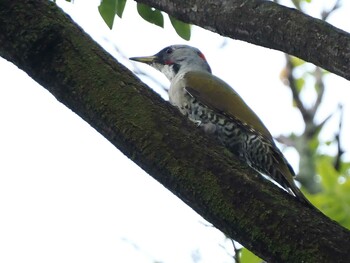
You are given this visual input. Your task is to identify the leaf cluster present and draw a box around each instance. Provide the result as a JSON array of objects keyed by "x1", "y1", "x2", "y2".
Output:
[{"x1": 98, "y1": 0, "x2": 191, "y2": 40}]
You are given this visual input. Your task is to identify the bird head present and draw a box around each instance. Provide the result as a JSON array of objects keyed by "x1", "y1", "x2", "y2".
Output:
[{"x1": 130, "y1": 45, "x2": 211, "y2": 81}]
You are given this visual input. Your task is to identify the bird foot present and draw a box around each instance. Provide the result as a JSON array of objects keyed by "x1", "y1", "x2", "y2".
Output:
[{"x1": 194, "y1": 120, "x2": 202, "y2": 127}]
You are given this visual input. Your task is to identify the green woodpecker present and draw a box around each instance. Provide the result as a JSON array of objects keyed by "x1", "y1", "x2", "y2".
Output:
[{"x1": 130, "y1": 45, "x2": 311, "y2": 206}]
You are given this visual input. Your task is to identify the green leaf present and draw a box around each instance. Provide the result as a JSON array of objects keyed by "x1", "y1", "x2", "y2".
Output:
[
  {"x1": 291, "y1": 0, "x2": 312, "y2": 9},
  {"x1": 316, "y1": 156, "x2": 338, "y2": 191},
  {"x1": 240, "y1": 248, "x2": 262, "y2": 263},
  {"x1": 137, "y1": 3, "x2": 164, "y2": 28},
  {"x1": 295, "y1": 77, "x2": 305, "y2": 92},
  {"x1": 290, "y1": 56, "x2": 305, "y2": 67},
  {"x1": 340, "y1": 161, "x2": 350, "y2": 176},
  {"x1": 115, "y1": 0, "x2": 127, "y2": 18},
  {"x1": 308, "y1": 155, "x2": 350, "y2": 230},
  {"x1": 98, "y1": 0, "x2": 117, "y2": 29},
  {"x1": 169, "y1": 16, "x2": 191, "y2": 40}
]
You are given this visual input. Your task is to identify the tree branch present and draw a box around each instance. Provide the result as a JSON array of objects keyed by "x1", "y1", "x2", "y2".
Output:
[
  {"x1": 284, "y1": 54, "x2": 311, "y2": 122},
  {"x1": 135, "y1": 0, "x2": 350, "y2": 81},
  {"x1": 311, "y1": 66, "x2": 326, "y2": 117},
  {"x1": 334, "y1": 104, "x2": 344, "y2": 171},
  {"x1": 1, "y1": 1, "x2": 350, "y2": 262}
]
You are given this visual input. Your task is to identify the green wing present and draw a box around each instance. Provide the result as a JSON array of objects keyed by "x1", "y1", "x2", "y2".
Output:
[
  {"x1": 184, "y1": 72, "x2": 314, "y2": 205},
  {"x1": 184, "y1": 71, "x2": 273, "y2": 141}
]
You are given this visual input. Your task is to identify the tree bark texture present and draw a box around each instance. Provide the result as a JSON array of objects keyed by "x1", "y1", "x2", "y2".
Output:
[
  {"x1": 1, "y1": 1, "x2": 350, "y2": 262},
  {"x1": 135, "y1": 0, "x2": 350, "y2": 81}
]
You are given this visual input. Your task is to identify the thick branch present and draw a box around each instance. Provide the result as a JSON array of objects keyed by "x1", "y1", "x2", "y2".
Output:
[
  {"x1": 135, "y1": 0, "x2": 350, "y2": 81},
  {"x1": 1, "y1": 1, "x2": 350, "y2": 262}
]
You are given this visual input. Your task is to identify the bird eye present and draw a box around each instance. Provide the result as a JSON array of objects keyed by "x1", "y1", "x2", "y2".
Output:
[{"x1": 166, "y1": 48, "x2": 173, "y2": 54}]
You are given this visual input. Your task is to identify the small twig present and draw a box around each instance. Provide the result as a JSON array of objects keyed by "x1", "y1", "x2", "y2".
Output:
[
  {"x1": 311, "y1": 67, "x2": 325, "y2": 117},
  {"x1": 308, "y1": 111, "x2": 334, "y2": 137},
  {"x1": 232, "y1": 240, "x2": 241, "y2": 263},
  {"x1": 198, "y1": 220, "x2": 214, "y2": 228},
  {"x1": 275, "y1": 134, "x2": 296, "y2": 148},
  {"x1": 285, "y1": 54, "x2": 311, "y2": 122},
  {"x1": 132, "y1": 66, "x2": 169, "y2": 92},
  {"x1": 106, "y1": 38, "x2": 169, "y2": 93},
  {"x1": 321, "y1": 0, "x2": 342, "y2": 21},
  {"x1": 218, "y1": 38, "x2": 229, "y2": 49},
  {"x1": 334, "y1": 104, "x2": 344, "y2": 171},
  {"x1": 290, "y1": 0, "x2": 301, "y2": 10}
]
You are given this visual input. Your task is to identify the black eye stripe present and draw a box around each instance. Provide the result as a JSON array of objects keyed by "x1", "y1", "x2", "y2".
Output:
[{"x1": 172, "y1": 63, "x2": 180, "y2": 74}]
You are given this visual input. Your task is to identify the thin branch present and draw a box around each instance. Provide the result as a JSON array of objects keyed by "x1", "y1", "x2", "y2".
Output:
[
  {"x1": 308, "y1": 111, "x2": 334, "y2": 137},
  {"x1": 285, "y1": 54, "x2": 311, "y2": 122},
  {"x1": 132, "y1": 65, "x2": 169, "y2": 93},
  {"x1": 232, "y1": 240, "x2": 241, "y2": 263},
  {"x1": 334, "y1": 104, "x2": 344, "y2": 171},
  {"x1": 311, "y1": 67, "x2": 325, "y2": 116},
  {"x1": 275, "y1": 134, "x2": 296, "y2": 148},
  {"x1": 290, "y1": 0, "x2": 301, "y2": 10},
  {"x1": 321, "y1": 0, "x2": 342, "y2": 21},
  {"x1": 105, "y1": 38, "x2": 169, "y2": 93}
]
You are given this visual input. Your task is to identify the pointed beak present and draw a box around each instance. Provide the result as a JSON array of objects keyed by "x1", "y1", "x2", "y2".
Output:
[{"x1": 129, "y1": 55, "x2": 158, "y2": 64}]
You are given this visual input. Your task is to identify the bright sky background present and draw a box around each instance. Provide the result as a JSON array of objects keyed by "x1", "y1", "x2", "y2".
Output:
[{"x1": 0, "y1": 1, "x2": 349, "y2": 262}]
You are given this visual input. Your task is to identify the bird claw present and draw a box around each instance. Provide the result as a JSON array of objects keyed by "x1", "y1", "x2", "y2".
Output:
[{"x1": 194, "y1": 120, "x2": 202, "y2": 127}]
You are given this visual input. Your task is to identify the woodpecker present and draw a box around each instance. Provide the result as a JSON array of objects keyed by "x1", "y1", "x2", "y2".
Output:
[{"x1": 130, "y1": 45, "x2": 311, "y2": 206}]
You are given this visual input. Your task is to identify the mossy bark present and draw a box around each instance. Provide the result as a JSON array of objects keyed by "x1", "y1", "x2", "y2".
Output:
[
  {"x1": 136, "y1": 0, "x2": 350, "y2": 81},
  {"x1": 1, "y1": 1, "x2": 350, "y2": 262}
]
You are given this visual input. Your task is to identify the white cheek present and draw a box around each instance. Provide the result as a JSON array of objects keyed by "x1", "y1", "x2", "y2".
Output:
[{"x1": 160, "y1": 65, "x2": 176, "y2": 81}]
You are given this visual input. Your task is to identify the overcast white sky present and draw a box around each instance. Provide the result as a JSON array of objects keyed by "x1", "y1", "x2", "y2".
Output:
[{"x1": 0, "y1": 1, "x2": 349, "y2": 262}]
